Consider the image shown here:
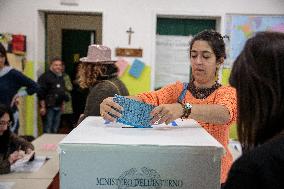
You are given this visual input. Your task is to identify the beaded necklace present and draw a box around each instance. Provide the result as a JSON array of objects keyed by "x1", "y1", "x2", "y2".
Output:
[{"x1": 188, "y1": 81, "x2": 221, "y2": 99}]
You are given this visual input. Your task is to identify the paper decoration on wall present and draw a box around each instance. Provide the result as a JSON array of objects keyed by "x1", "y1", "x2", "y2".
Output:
[
  {"x1": 128, "y1": 59, "x2": 145, "y2": 78},
  {"x1": 115, "y1": 58, "x2": 129, "y2": 77},
  {"x1": 119, "y1": 65, "x2": 151, "y2": 95},
  {"x1": 23, "y1": 61, "x2": 36, "y2": 136},
  {"x1": 113, "y1": 95, "x2": 155, "y2": 128},
  {"x1": 12, "y1": 35, "x2": 26, "y2": 55}
]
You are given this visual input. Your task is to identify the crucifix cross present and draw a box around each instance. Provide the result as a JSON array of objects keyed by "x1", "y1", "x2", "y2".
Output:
[{"x1": 126, "y1": 27, "x2": 134, "y2": 45}]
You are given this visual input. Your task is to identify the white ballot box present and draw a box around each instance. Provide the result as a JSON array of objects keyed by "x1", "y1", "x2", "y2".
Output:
[{"x1": 59, "y1": 116, "x2": 224, "y2": 189}]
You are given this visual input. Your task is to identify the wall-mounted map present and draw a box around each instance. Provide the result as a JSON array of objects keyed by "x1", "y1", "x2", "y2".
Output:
[{"x1": 225, "y1": 14, "x2": 284, "y2": 68}]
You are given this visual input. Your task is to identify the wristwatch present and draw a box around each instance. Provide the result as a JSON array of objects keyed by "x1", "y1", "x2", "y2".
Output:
[{"x1": 180, "y1": 102, "x2": 192, "y2": 119}]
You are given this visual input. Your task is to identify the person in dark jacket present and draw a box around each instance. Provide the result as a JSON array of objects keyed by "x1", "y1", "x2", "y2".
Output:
[
  {"x1": 0, "y1": 104, "x2": 34, "y2": 174},
  {"x1": 77, "y1": 45, "x2": 129, "y2": 123},
  {"x1": 0, "y1": 43, "x2": 39, "y2": 134},
  {"x1": 223, "y1": 31, "x2": 284, "y2": 189},
  {"x1": 38, "y1": 57, "x2": 69, "y2": 133}
]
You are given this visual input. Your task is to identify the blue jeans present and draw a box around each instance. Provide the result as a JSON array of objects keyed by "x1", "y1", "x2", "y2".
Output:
[{"x1": 44, "y1": 107, "x2": 61, "y2": 133}]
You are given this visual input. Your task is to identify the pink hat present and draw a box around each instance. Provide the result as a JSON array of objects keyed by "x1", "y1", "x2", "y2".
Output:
[{"x1": 79, "y1": 44, "x2": 116, "y2": 64}]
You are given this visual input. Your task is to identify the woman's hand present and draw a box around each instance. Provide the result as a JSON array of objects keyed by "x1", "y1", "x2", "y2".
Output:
[
  {"x1": 26, "y1": 148, "x2": 33, "y2": 154},
  {"x1": 100, "y1": 97, "x2": 123, "y2": 122},
  {"x1": 10, "y1": 94, "x2": 20, "y2": 107},
  {"x1": 150, "y1": 103, "x2": 183, "y2": 125},
  {"x1": 8, "y1": 151, "x2": 24, "y2": 164},
  {"x1": 39, "y1": 107, "x2": 46, "y2": 116}
]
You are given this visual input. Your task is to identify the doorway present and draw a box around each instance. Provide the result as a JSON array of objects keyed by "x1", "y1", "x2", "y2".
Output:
[
  {"x1": 45, "y1": 12, "x2": 102, "y2": 132},
  {"x1": 61, "y1": 29, "x2": 95, "y2": 130},
  {"x1": 155, "y1": 17, "x2": 217, "y2": 89},
  {"x1": 62, "y1": 29, "x2": 95, "y2": 77}
]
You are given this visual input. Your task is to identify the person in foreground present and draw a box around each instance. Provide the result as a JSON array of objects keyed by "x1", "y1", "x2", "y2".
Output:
[
  {"x1": 100, "y1": 30, "x2": 237, "y2": 183},
  {"x1": 222, "y1": 31, "x2": 284, "y2": 189},
  {"x1": 0, "y1": 104, "x2": 34, "y2": 174},
  {"x1": 77, "y1": 44, "x2": 129, "y2": 123}
]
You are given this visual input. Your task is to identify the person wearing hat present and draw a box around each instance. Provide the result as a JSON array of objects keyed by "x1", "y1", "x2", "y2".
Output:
[{"x1": 77, "y1": 45, "x2": 129, "y2": 123}]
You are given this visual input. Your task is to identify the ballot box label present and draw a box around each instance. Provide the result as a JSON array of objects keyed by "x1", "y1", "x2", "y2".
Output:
[{"x1": 96, "y1": 167, "x2": 183, "y2": 188}]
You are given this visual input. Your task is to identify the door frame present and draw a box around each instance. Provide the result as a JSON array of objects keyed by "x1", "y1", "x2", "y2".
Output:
[{"x1": 150, "y1": 10, "x2": 223, "y2": 90}]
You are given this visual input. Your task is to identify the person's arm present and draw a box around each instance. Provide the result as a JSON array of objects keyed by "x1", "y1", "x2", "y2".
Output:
[
  {"x1": 146, "y1": 101, "x2": 230, "y2": 125},
  {"x1": 140, "y1": 85, "x2": 237, "y2": 125},
  {"x1": 192, "y1": 86, "x2": 237, "y2": 125},
  {"x1": 11, "y1": 133, "x2": 34, "y2": 153},
  {"x1": 0, "y1": 134, "x2": 34, "y2": 174},
  {"x1": 39, "y1": 100, "x2": 46, "y2": 116},
  {"x1": 189, "y1": 104, "x2": 230, "y2": 124},
  {"x1": 13, "y1": 69, "x2": 40, "y2": 95},
  {"x1": 0, "y1": 154, "x2": 11, "y2": 174},
  {"x1": 37, "y1": 74, "x2": 48, "y2": 116},
  {"x1": 100, "y1": 82, "x2": 182, "y2": 122}
]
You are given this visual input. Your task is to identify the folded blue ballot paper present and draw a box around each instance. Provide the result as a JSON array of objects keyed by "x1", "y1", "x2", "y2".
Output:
[{"x1": 112, "y1": 94, "x2": 156, "y2": 128}]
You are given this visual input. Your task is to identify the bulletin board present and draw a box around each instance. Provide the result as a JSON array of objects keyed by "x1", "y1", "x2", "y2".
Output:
[{"x1": 119, "y1": 65, "x2": 151, "y2": 95}]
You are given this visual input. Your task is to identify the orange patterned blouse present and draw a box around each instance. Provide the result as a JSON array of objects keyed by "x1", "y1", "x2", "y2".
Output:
[{"x1": 137, "y1": 81, "x2": 237, "y2": 183}]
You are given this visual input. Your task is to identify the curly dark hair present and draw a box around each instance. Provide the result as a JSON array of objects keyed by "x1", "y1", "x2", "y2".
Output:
[
  {"x1": 229, "y1": 31, "x2": 284, "y2": 152},
  {"x1": 189, "y1": 29, "x2": 226, "y2": 61}
]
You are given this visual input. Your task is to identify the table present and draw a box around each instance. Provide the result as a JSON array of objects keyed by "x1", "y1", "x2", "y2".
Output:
[
  {"x1": 0, "y1": 134, "x2": 66, "y2": 189},
  {"x1": 0, "y1": 178, "x2": 53, "y2": 189}
]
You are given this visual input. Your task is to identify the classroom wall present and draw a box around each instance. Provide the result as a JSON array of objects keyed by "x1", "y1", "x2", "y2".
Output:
[
  {"x1": 0, "y1": 0, "x2": 283, "y2": 136},
  {"x1": 1, "y1": 0, "x2": 283, "y2": 80},
  {"x1": 46, "y1": 14, "x2": 102, "y2": 64}
]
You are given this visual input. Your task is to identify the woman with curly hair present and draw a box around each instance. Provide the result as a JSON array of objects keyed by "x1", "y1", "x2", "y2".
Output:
[
  {"x1": 77, "y1": 45, "x2": 129, "y2": 123},
  {"x1": 100, "y1": 30, "x2": 237, "y2": 183}
]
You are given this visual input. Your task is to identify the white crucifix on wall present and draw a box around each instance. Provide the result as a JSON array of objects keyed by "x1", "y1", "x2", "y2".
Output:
[{"x1": 126, "y1": 27, "x2": 134, "y2": 45}]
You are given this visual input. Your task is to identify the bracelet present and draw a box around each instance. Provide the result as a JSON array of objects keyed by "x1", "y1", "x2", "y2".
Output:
[{"x1": 178, "y1": 102, "x2": 192, "y2": 119}]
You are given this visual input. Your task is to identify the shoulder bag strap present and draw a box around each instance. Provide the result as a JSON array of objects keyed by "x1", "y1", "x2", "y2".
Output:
[
  {"x1": 178, "y1": 82, "x2": 189, "y2": 103},
  {"x1": 103, "y1": 80, "x2": 121, "y2": 95}
]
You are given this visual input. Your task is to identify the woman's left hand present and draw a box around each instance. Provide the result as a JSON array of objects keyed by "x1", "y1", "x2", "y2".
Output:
[
  {"x1": 100, "y1": 97, "x2": 123, "y2": 122},
  {"x1": 26, "y1": 148, "x2": 33, "y2": 154},
  {"x1": 10, "y1": 94, "x2": 20, "y2": 107},
  {"x1": 150, "y1": 103, "x2": 183, "y2": 125}
]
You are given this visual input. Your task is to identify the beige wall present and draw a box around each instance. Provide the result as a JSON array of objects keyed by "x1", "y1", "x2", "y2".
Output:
[{"x1": 47, "y1": 13, "x2": 102, "y2": 64}]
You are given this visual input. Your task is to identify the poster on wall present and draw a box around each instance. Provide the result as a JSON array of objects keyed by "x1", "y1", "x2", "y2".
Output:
[
  {"x1": 225, "y1": 14, "x2": 284, "y2": 68},
  {"x1": 155, "y1": 35, "x2": 192, "y2": 89}
]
